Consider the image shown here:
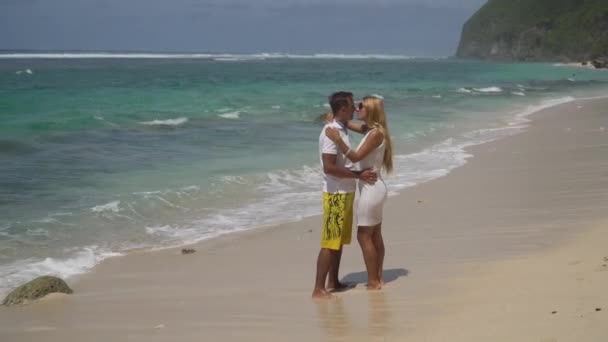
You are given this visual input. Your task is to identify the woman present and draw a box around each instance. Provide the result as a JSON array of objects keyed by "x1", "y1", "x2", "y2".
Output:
[{"x1": 325, "y1": 95, "x2": 393, "y2": 290}]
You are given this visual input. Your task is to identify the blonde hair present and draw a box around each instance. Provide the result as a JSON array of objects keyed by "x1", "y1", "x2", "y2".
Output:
[{"x1": 361, "y1": 96, "x2": 394, "y2": 174}]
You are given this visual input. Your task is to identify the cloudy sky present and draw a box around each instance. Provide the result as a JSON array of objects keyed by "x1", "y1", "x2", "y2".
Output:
[{"x1": 0, "y1": 0, "x2": 486, "y2": 56}]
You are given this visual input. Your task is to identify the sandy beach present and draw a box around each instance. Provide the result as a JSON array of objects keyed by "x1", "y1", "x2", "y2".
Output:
[{"x1": 1, "y1": 96, "x2": 608, "y2": 341}]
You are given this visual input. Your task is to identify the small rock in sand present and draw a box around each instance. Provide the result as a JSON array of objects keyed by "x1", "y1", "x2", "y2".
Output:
[
  {"x1": 181, "y1": 248, "x2": 196, "y2": 255},
  {"x1": 596, "y1": 308, "x2": 602, "y2": 312},
  {"x1": 551, "y1": 311, "x2": 557, "y2": 314},
  {"x1": 417, "y1": 200, "x2": 424, "y2": 204},
  {"x1": 308, "y1": 229, "x2": 313, "y2": 233},
  {"x1": 603, "y1": 256, "x2": 608, "y2": 262}
]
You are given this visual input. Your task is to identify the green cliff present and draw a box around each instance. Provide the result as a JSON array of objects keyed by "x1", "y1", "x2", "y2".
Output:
[{"x1": 456, "y1": 0, "x2": 608, "y2": 62}]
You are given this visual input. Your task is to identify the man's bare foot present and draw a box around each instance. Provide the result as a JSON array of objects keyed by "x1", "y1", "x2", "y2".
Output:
[
  {"x1": 312, "y1": 288, "x2": 336, "y2": 300},
  {"x1": 327, "y1": 280, "x2": 349, "y2": 289},
  {"x1": 328, "y1": 282, "x2": 355, "y2": 292},
  {"x1": 366, "y1": 282, "x2": 382, "y2": 290}
]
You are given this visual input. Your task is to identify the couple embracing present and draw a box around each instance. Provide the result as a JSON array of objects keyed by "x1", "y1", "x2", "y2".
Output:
[{"x1": 313, "y1": 91, "x2": 394, "y2": 300}]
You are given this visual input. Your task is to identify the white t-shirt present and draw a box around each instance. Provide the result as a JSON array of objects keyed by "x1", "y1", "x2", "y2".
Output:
[{"x1": 319, "y1": 120, "x2": 356, "y2": 194}]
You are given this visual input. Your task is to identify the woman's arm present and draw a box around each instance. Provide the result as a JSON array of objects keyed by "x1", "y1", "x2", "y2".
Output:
[
  {"x1": 326, "y1": 128, "x2": 383, "y2": 163},
  {"x1": 345, "y1": 121, "x2": 369, "y2": 135},
  {"x1": 324, "y1": 112, "x2": 368, "y2": 135}
]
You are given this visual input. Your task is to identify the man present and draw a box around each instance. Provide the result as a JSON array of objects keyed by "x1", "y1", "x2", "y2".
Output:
[{"x1": 312, "y1": 91, "x2": 377, "y2": 300}]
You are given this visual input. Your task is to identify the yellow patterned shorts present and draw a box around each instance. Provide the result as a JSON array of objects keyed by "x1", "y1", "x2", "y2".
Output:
[{"x1": 321, "y1": 192, "x2": 355, "y2": 250}]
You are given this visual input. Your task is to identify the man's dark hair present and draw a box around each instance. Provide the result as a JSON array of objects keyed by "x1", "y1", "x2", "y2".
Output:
[{"x1": 329, "y1": 91, "x2": 353, "y2": 115}]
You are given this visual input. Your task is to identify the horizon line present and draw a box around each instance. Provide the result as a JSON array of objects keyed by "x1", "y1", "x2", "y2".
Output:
[{"x1": 0, "y1": 51, "x2": 447, "y2": 60}]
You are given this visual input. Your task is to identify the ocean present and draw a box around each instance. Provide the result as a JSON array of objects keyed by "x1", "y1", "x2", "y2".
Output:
[{"x1": 1, "y1": 53, "x2": 607, "y2": 295}]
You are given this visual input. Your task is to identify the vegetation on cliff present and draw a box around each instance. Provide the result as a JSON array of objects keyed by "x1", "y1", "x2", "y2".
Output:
[{"x1": 456, "y1": 0, "x2": 608, "y2": 62}]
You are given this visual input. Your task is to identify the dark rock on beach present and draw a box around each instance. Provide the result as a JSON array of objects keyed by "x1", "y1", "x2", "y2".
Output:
[
  {"x1": 591, "y1": 58, "x2": 608, "y2": 69},
  {"x1": 2, "y1": 276, "x2": 73, "y2": 306},
  {"x1": 181, "y1": 248, "x2": 196, "y2": 255}
]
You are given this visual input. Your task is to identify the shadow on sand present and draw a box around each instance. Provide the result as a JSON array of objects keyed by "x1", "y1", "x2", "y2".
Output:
[{"x1": 341, "y1": 268, "x2": 409, "y2": 286}]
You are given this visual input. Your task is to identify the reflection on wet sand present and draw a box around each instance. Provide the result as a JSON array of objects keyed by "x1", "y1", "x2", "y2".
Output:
[
  {"x1": 368, "y1": 291, "x2": 391, "y2": 338},
  {"x1": 316, "y1": 297, "x2": 351, "y2": 339},
  {"x1": 315, "y1": 269, "x2": 405, "y2": 340},
  {"x1": 315, "y1": 288, "x2": 394, "y2": 340}
]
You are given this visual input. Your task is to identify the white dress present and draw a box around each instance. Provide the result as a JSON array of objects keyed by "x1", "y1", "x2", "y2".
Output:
[{"x1": 356, "y1": 129, "x2": 388, "y2": 227}]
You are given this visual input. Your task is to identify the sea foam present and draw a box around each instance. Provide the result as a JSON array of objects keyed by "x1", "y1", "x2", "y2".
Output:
[
  {"x1": 456, "y1": 88, "x2": 473, "y2": 93},
  {"x1": 473, "y1": 86, "x2": 503, "y2": 93},
  {"x1": 91, "y1": 200, "x2": 121, "y2": 213},
  {"x1": 218, "y1": 111, "x2": 240, "y2": 119},
  {"x1": 140, "y1": 117, "x2": 188, "y2": 126}
]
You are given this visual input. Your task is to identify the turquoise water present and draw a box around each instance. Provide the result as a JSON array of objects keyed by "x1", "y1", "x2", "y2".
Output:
[{"x1": 1, "y1": 54, "x2": 608, "y2": 295}]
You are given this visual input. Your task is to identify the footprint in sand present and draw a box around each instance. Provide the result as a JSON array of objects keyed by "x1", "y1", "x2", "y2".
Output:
[{"x1": 25, "y1": 326, "x2": 57, "y2": 332}]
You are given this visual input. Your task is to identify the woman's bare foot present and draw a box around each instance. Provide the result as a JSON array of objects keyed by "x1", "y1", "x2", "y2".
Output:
[
  {"x1": 312, "y1": 288, "x2": 336, "y2": 300},
  {"x1": 366, "y1": 281, "x2": 383, "y2": 290}
]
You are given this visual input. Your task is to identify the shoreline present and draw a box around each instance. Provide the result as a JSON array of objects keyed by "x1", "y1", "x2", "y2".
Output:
[
  {"x1": 554, "y1": 61, "x2": 608, "y2": 70},
  {"x1": 0, "y1": 92, "x2": 591, "y2": 297},
  {"x1": 1, "y1": 96, "x2": 608, "y2": 341},
  {"x1": 3, "y1": 57, "x2": 608, "y2": 297},
  {"x1": 554, "y1": 62, "x2": 602, "y2": 70}
]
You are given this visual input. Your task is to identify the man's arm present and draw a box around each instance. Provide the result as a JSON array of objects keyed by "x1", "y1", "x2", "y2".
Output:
[
  {"x1": 322, "y1": 154, "x2": 376, "y2": 183},
  {"x1": 322, "y1": 153, "x2": 357, "y2": 179}
]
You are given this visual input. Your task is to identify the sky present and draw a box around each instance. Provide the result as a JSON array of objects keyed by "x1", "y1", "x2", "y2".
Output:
[{"x1": 0, "y1": 0, "x2": 487, "y2": 56}]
